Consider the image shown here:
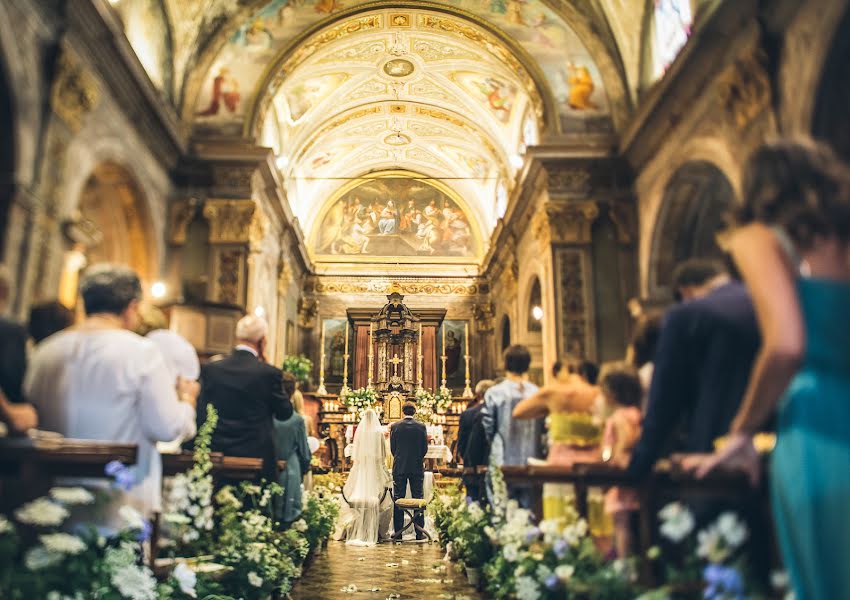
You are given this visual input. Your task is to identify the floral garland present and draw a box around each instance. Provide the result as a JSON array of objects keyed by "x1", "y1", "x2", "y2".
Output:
[{"x1": 340, "y1": 387, "x2": 382, "y2": 418}]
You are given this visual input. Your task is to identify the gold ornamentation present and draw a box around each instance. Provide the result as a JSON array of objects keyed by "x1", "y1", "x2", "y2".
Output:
[
  {"x1": 607, "y1": 201, "x2": 635, "y2": 244},
  {"x1": 212, "y1": 166, "x2": 255, "y2": 190},
  {"x1": 168, "y1": 200, "x2": 198, "y2": 245},
  {"x1": 544, "y1": 202, "x2": 599, "y2": 245},
  {"x1": 717, "y1": 48, "x2": 772, "y2": 130},
  {"x1": 297, "y1": 297, "x2": 319, "y2": 328},
  {"x1": 313, "y1": 279, "x2": 478, "y2": 296},
  {"x1": 547, "y1": 169, "x2": 591, "y2": 194},
  {"x1": 203, "y1": 199, "x2": 256, "y2": 243},
  {"x1": 284, "y1": 15, "x2": 383, "y2": 73},
  {"x1": 389, "y1": 13, "x2": 411, "y2": 27},
  {"x1": 383, "y1": 58, "x2": 416, "y2": 78},
  {"x1": 278, "y1": 257, "x2": 294, "y2": 293},
  {"x1": 215, "y1": 248, "x2": 244, "y2": 305},
  {"x1": 50, "y1": 47, "x2": 99, "y2": 133},
  {"x1": 472, "y1": 302, "x2": 495, "y2": 333},
  {"x1": 248, "y1": 205, "x2": 269, "y2": 249}
]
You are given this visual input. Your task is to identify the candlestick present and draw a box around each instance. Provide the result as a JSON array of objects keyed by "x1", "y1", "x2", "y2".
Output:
[
  {"x1": 367, "y1": 322, "x2": 374, "y2": 389},
  {"x1": 341, "y1": 320, "x2": 350, "y2": 395},
  {"x1": 462, "y1": 321, "x2": 473, "y2": 398},
  {"x1": 316, "y1": 320, "x2": 328, "y2": 396},
  {"x1": 440, "y1": 322, "x2": 449, "y2": 395},
  {"x1": 416, "y1": 322, "x2": 423, "y2": 392}
]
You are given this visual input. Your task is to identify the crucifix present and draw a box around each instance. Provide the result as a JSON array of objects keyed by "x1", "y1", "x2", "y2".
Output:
[{"x1": 389, "y1": 354, "x2": 403, "y2": 379}]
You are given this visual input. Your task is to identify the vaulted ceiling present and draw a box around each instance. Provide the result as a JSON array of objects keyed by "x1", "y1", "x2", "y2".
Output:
[{"x1": 110, "y1": 0, "x2": 690, "y2": 268}]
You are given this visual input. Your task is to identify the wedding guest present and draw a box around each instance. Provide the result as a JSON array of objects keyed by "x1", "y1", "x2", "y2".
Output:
[
  {"x1": 514, "y1": 356, "x2": 600, "y2": 519},
  {"x1": 290, "y1": 381, "x2": 314, "y2": 489},
  {"x1": 627, "y1": 259, "x2": 760, "y2": 479},
  {"x1": 689, "y1": 139, "x2": 850, "y2": 599},
  {"x1": 0, "y1": 265, "x2": 27, "y2": 406},
  {"x1": 390, "y1": 402, "x2": 428, "y2": 540},
  {"x1": 627, "y1": 310, "x2": 664, "y2": 412},
  {"x1": 457, "y1": 379, "x2": 494, "y2": 502},
  {"x1": 28, "y1": 300, "x2": 75, "y2": 344},
  {"x1": 196, "y1": 314, "x2": 292, "y2": 483},
  {"x1": 274, "y1": 373, "x2": 311, "y2": 527},
  {"x1": 24, "y1": 264, "x2": 198, "y2": 520},
  {"x1": 482, "y1": 345, "x2": 543, "y2": 508},
  {"x1": 598, "y1": 362, "x2": 643, "y2": 558}
]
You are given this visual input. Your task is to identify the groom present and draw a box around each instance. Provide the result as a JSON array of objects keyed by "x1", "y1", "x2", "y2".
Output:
[{"x1": 390, "y1": 402, "x2": 428, "y2": 540}]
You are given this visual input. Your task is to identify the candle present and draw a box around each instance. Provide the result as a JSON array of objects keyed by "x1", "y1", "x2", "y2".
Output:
[
  {"x1": 344, "y1": 320, "x2": 349, "y2": 356},
  {"x1": 316, "y1": 320, "x2": 328, "y2": 395}
]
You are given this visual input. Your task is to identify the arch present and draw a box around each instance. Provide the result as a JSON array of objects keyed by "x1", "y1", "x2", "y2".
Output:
[
  {"x1": 526, "y1": 276, "x2": 542, "y2": 334},
  {"x1": 648, "y1": 160, "x2": 736, "y2": 298},
  {"x1": 812, "y1": 5, "x2": 850, "y2": 162},
  {"x1": 76, "y1": 162, "x2": 158, "y2": 287},
  {"x1": 500, "y1": 314, "x2": 511, "y2": 353}
]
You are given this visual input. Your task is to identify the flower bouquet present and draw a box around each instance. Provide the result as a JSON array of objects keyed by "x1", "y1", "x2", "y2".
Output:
[
  {"x1": 340, "y1": 387, "x2": 381, "y2": 418},
  {"x1": 281, "y1": 355, "x2": 313, "y2": 386},
  {"x1": 413, "y1": 388, "x2": 452, "y2": 424}
]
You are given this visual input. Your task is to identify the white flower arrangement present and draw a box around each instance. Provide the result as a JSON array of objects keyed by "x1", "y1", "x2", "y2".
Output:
[
  {"x1": 340, "y1": 387, "x2": 381, "y2": 417},
  {"x1": 658, "y1": 501, "x2": 695, "y2": 543},
  {"x1": 48, "y1": 487, "x2": 95, "y2": 505},
  {"x1": 39, "y1": 533, "x2": 86, "y2": 555},
  {"x1": 14, "y1": 498, "x2": 69, "y2": 527},
  {"x1": 172, "y1": 562, "x2": 197, "y2": 598}
]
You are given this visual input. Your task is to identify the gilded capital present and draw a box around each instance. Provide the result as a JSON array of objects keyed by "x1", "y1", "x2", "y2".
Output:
[
  {"x1": 472, "y1": 302, "x2": 495, "y2": 333},
  {"x1": 544, "y1": 201, "x2": 599, "y2": 245},
  {"x1": 297, "y1": 297, "x2": 319, "y2": 328},
  {"x1": 168, "y1": 200, "x2": 198, "y2": 245},
  {"x1": 203, "y1": 199, "x2": 256, "y2": 243},
  {"x1": 50, "y1": 47, "x2": 99, "y2": 132}
]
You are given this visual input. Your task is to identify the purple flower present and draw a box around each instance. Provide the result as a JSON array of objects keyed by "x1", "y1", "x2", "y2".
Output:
[
  {"x1": 104, "y1": 461, "x2": 136, "y2": 491},
  {"x1": 553, "y1": 539, "x2": 568, "y2": 559},
  {"x1": 703, "y1": 564, "x2": 745, "y2": 600},
  {"x1": 136, "y1": 518, "x2": 153, "y2": 543},
  {"x1": 525, "y1": 527, "x2": 541, "y2": 543},
  {"x1": 545, "y1": 574, "x2": 559, "y2": 590}
]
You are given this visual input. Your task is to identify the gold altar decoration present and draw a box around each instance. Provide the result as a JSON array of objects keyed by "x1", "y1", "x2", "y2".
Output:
[{"x1": 371, "y1": 292, "x2": 420, "y2": 395}]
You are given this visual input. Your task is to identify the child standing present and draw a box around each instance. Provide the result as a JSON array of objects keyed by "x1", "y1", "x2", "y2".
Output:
[{"x1": 599, "y1": 362, "x2": 643, "y2": 558}]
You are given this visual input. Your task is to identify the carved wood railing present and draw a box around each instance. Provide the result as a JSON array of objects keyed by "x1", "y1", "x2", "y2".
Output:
[{"x1": 0, "y1": 438, "x2": 138, "y2": 513}]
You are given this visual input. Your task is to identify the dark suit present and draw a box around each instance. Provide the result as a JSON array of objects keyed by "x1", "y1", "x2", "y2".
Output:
[
  {"x1": 390, "y1": 416, "x2": 428, "y2": 534},
  {"x1": 196, "y1": 349, "x2": 292, "y2": 482},
  {"x1": 457, "y1": 402, "x2": 488, "y2": 501},
  {"x1": 0, "y1": 317, "x2": 27, "y2": 405},
  {"x1": 628, "y1": 282, "x2": 760, "y2": 478}
]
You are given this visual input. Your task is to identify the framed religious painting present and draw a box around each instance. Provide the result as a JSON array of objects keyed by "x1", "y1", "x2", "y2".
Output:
[
  {"x1": 438, "y1": 320, "x2": 468, "y2": 393},
  {"x1": 321, "y1": 318, "x2": 351, "y2": 385}
]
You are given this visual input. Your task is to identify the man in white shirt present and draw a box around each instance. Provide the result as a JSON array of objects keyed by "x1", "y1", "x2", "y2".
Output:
[{"x1": 25, "y1": 264, "x2": 198, "y2": 520}]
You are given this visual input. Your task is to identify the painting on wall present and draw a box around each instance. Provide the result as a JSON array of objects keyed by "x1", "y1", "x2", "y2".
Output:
[
  {"x1": 313, "y1": 178, "x2": 478, "y2": 259},
  {"x1": 438, "y1": 320, "x2": 468, "y2": 392},
  {"x1": 321, "y1": 318, "x2": 350, "y2": 383},
  {"x1": 452, "y1": 72, "x2": 517, "y2": 123},
  {"x1": 193, "y1": 0, "x2": 611, "y2": 135}
]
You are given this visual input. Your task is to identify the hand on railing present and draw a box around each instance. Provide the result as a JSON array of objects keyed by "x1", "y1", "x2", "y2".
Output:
[{"x1": 677, "y1": 432, "x2": 762, "y2": 486}]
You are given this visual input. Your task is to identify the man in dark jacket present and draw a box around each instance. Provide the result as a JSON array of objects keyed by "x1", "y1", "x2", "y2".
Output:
[
  {"x1": 390, "y1": 402, "x2": 428, "y2": 539},
  {"x1": 628, "y1": 259, "x2": 761, "y2": 478},
  {"x1": 457, "y1": 379, "x2": 494, "y2": 502},
  {"x1": 196, "y1": 315, "x2": 292, "y2": 483},
  {"x1": 0, "y1": 266, "x2": 36, "y2": 433}
]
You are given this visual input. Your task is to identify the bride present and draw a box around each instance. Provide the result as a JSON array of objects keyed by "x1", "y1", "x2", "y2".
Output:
[{"x1": 333, "y1": 409, "x2": 393, "y2": 545}]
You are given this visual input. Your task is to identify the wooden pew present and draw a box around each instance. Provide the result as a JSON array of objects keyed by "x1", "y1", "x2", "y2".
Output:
[{"x1": 0, "y1": 438, "x2": 138, "y2": 512}]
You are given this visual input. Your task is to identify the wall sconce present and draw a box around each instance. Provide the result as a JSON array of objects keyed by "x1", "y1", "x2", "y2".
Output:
[
  {"x1": 531, "y1": 305, "x2": 544, "y2": 321},
  {"x1": 150, "y1": 281, "x2": 167, "y2": 300}
]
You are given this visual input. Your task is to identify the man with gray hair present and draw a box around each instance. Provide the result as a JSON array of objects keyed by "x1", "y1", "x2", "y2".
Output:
[
  {"x1": 25, "y1": 264, "x2": 198, "y2": 522},
  {"x1": 196, "y1": 314, "x2": 292, "y2": 483},
  {"x1": 0, "y1": 264, "x2": 37, "y2": 433}
]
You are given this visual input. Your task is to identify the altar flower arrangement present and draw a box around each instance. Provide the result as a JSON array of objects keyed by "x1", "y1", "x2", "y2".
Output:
[
  {"x1": 413, "y1": 388, "x2": 452, "y2": 424},
  {"x1": 340, "y1": 387, "x2": 381, "y2": 418},
  {"x1": 282, "y1": 355, "x2": 313, "y2": 386}
]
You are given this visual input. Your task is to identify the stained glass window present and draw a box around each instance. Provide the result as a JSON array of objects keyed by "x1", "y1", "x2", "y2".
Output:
[{"x1": 652, "y1": 0, "x2": 693, "y2": 79}]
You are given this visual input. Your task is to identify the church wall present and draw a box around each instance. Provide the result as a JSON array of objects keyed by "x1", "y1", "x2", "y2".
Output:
[
  {"x1": 0, "y1": 0, "x2": 175, "y2": 317},
  {"x1": 626, "y1": 0, "x2": 850, "y2": 300}
]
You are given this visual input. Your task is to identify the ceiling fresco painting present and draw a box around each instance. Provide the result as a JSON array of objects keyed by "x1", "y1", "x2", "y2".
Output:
[{"x1": 191, "y1": 0, "x2": 612, "y2": 136}]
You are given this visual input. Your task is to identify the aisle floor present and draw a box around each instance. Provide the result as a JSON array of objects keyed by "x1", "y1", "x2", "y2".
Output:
[{"x1": 290, "y1": 541, "x2": 485, "y2": 599}]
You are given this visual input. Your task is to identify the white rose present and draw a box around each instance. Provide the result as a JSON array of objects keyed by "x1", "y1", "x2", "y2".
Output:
[
  {"x1": 24, "y1": 546, "x2": 63, "y2": 570},
  {"x1": 172, "y1": 562, "x2": 197, "y2": 598},
  {"x1": 555, "y1": 565, "x2": 575, "y2": 581},
  {"x1": 293, "y1": 519, "x2": 308, "y2": 532},
  {"x1": 715, "y1": 512, "x2": 748, "y2": 548},
  {"x1": 111, "y1": 564, "x2": 158, "y2": 600},
  {"x1": 658, "y1": 502, "x2": 695, "y2": 543}
]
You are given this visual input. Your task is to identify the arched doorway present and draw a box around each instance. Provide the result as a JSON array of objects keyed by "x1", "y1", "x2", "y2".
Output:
[
  {"x1": 0, "y1": 55, "x2": 15, "y2": 259},
  {"x1": 649, "y1": 161, "x2": 736, "y2": 298},
  {"x1": 524, "y1": 275, "x2": 545, "y2": 383},
  {"x1": 61, "y1": 163, "x2": 157, "y2": 306},
  {"x1": 812, "y1": 7, "x2": 850, "y2": 162}
]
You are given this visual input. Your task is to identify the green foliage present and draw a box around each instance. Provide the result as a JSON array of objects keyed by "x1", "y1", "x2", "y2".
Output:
[{"x1": 281, "y1": 355, "x2": 313, "y2": 384}]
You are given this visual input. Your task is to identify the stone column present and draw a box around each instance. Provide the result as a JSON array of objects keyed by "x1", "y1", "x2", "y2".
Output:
[{"x1": 202, "y1": 198, "x2": 256, "y2": 307}]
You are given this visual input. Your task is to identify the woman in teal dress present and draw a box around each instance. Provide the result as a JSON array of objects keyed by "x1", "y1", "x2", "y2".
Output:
[
  {"x1": 693, "y1": 139, "x2": 850, "y2": 599},
  {"x1": 274, "y1": 375, "x2": 312, "y2": 526}
]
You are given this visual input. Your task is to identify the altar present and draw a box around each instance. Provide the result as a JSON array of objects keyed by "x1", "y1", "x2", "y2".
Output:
[{"x1": 307, "y1": 292, "x2": 475, "y2": 471}]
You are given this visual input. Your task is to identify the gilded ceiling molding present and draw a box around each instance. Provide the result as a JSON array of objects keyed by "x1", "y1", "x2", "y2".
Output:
[
  {"x1": 243, "y1": 1, "x2": 556, "y2": 140},
  {"x1": 50, "y1": 45, "x2": 100, "y2": 133},
  {"x1": 203, "y1": 199, "x2": 256, "y2": 243},
  {"x1": 312, "y1": 279, "x2": 480, "y2": 296}
]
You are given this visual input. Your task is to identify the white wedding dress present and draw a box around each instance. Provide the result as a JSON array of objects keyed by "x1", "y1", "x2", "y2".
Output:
[{"x1": 333, "y1": 409, "x2": 393, "y2": 546}]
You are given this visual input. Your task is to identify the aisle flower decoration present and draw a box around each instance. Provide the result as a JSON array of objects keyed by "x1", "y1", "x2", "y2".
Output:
[
  {"x1": 340, "y1": 387, "x2": 381, "y2": 418},
  {"x1": 282, "y1": 355, "x2": 313, "y2": 386}
]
